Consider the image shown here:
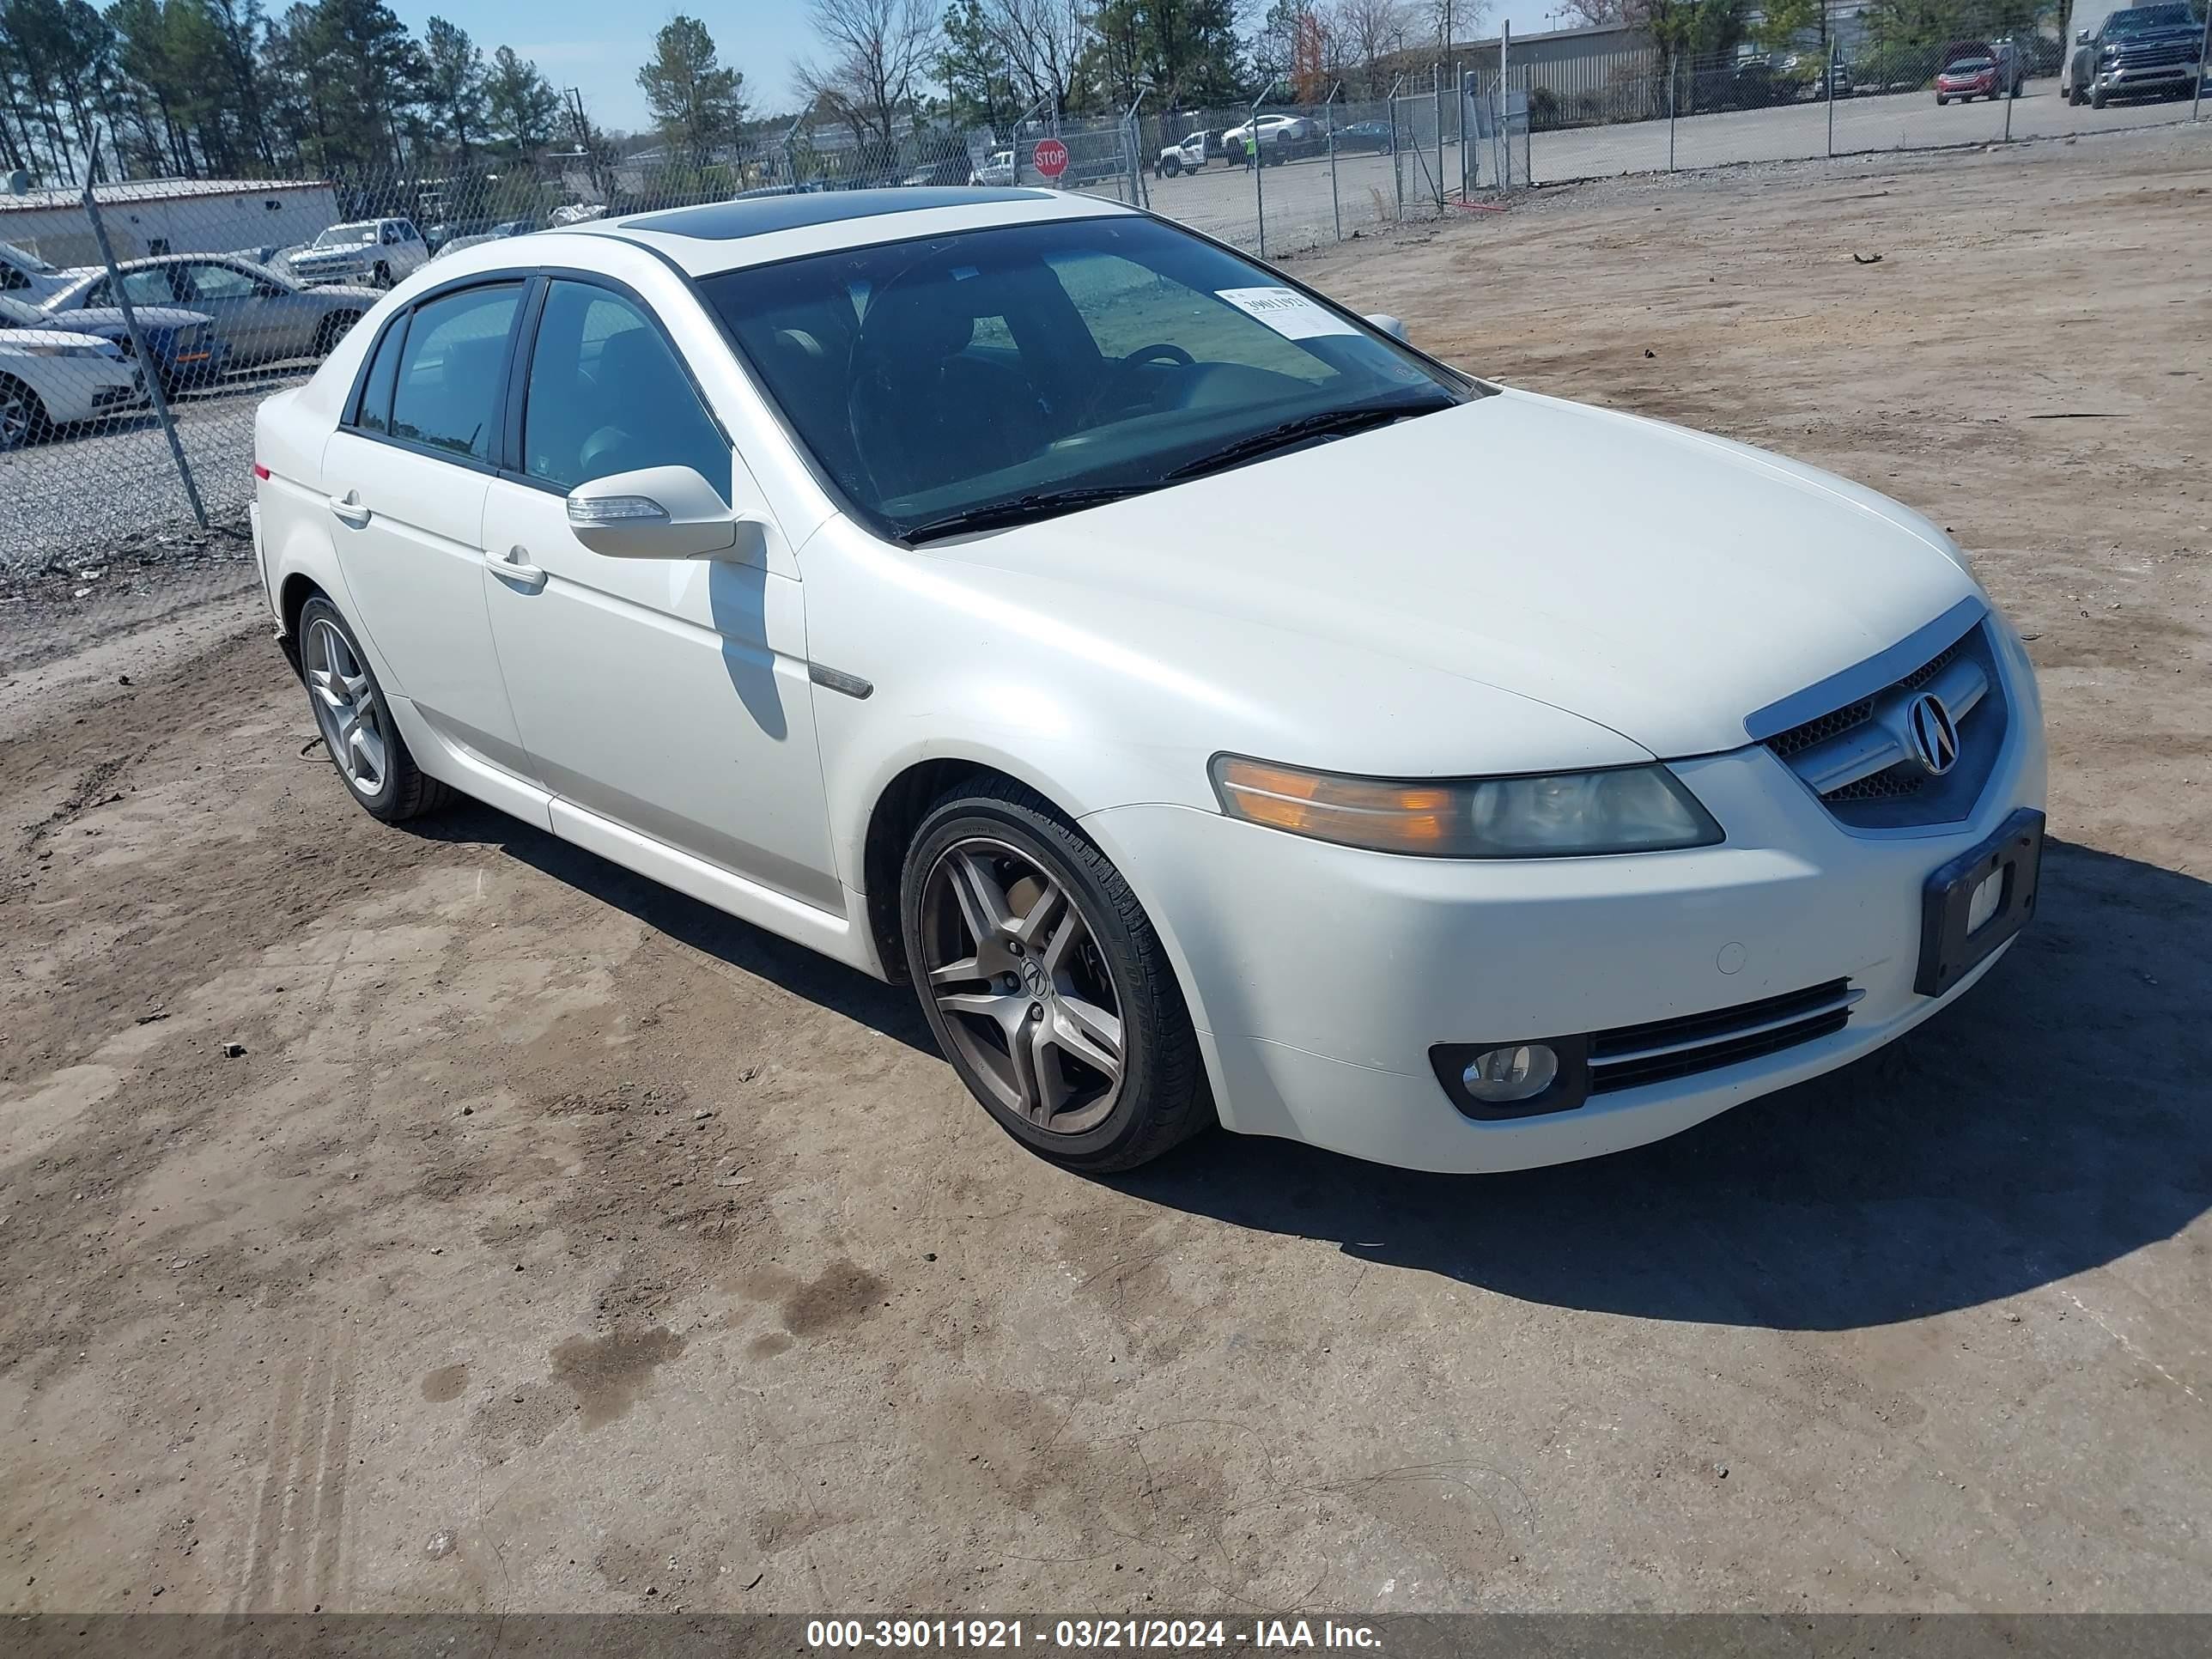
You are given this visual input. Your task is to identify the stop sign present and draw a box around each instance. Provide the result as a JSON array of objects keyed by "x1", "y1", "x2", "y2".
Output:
[{"x1": 1030, "y1": 137, "x2": 1070, "y2": 179}]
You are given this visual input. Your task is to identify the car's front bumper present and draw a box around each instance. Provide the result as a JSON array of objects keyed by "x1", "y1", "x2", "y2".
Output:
[
  {"x1": 1085, "y1": 676, "x2": 2046, "y2": 1174},
  {"x1": 292, "y1": 260, "x2": 371, "y2": 285},
  {"x1": 2098, "y1": 62, "x2": 2199, "y2": 91}
]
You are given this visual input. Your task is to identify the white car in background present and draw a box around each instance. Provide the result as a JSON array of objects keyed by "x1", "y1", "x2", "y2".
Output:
[
  {"x1": 252, "y1": 187, "x2": 2045, "y2": 1175},
  {"x1": 288, "y1": 218, "x2": 428, "y2": 289},
  {"x1": 968, "y1": 150, "x2": 1016, "y2": 185},
  {"x1": 0, "y1": 238, "x2": 77, "y2": 302},
  {"x1": 1222, "y1": 113, "x2": 1314, "y2": 162},
  {"x1": 0, "y1": 324, "x2": 143, "y2": 448}
]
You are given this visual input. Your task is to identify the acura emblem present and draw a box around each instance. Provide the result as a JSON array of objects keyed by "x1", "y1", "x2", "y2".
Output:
[{"x1": 1905, "y1": 692, "x2": 1960, "y2": 776}]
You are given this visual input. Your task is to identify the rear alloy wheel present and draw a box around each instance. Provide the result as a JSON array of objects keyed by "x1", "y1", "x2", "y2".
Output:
[
  {"x1": 298, "y1": 596, "x2": 451, "y2": 823},
  {"x1": 901, "y1": 783, "x2": 1210, "y2": 1171},
  {"x1": 314, "y1": 311, "x2": 362, "y2": 356},
  {"x1": 0, "y1": 376, "x2": 48, "y2": 450}
]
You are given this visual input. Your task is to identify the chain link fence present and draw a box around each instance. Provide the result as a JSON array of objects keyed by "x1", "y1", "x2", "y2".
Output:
[{"x1": 3, "y1": 19, "x2": 2205, "y2": 577}]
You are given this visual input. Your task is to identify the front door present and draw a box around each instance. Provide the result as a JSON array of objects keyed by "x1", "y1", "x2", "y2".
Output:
[
  {"x1": 177, "y1": 260, "x2": 289, "y2": 364},
  {"x1": 320, "y1": 280, "x2": 529, "y2": 775},
  {"x1": 479, "y1": 277, "x2": 840, "y2": 911}
]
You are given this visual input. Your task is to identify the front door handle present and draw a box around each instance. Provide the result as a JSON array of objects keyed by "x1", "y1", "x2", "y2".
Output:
[
  {"x1": 328, "y1": 491, "x2": 370, "y2": 528},
  {"x1": 487, "y1": 545, "x2": 547, "y2": 590}
]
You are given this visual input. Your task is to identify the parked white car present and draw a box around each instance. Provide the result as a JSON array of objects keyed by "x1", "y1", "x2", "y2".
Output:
[
  {"x1": 0, "y1": 325, "x2": 143, "y2": 447},
  {"x1": 969, "y1": 150, "x2": 1016, "y2": 185},
  {"x1": 1221, "y1": 113, "x2": 1313, "y2": 161},
  {"x1": 253, "y1": 189, "x2": 2045, "y2": 1175},
  {"x1": 0, "y1": 238, "x2": 77, "y2": 303},
  {"x1": 288, "y1": 218, "x2": 428, "y2": 289}
]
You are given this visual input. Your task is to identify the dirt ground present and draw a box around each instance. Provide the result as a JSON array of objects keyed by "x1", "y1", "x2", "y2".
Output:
[{"x1": 4, "y1": 125, "x2": 2210, "y2": 1618}]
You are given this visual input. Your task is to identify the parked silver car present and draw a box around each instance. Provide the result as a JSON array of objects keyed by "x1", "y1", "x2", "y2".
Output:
[{"x1": 41, "y1": 255, "x2": 379, "y2": 380}]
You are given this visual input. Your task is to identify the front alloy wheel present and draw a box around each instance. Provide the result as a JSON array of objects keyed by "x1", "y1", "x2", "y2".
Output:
[
  {"x1": 0, "y1": 379, "x2": 48, "y2": 450},
  {"x1": 921, "y1": 838, "x2": 1127, "y2": 1135},
  {"x1": 901, "y1": 783, "x2": 1211, "y2": 1171}
]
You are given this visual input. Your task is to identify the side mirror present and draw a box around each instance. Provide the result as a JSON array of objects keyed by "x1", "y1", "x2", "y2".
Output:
[
  {"x1": 2076, "y1": 27, "x2": 2091, "y2": 40},
  {"x1": 1365, "y1": 312, "x2": 1410, "y2": 343},
  {"x1": 567, "y1": 465, "x2": 741, "y2": 560}
]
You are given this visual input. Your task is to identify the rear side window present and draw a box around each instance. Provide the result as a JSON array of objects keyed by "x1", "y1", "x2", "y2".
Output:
[
  {"x1": 388, "y1": 283, "x2": 520, "y2": 461},
  {"x1": 353, "y1": 315, "x2": 408, "y2": 433},
  {"x1": 520, "y1": 280, "x2": 727, "y2": 495}
]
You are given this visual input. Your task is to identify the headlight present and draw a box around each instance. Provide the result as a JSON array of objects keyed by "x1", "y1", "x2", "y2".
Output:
[
  {"x1": 18, "y1": 340, "x2": 115, "y2": 358},
  {"x1": 1210, "y1": 756, "x2": 1723, "y2": 858}
]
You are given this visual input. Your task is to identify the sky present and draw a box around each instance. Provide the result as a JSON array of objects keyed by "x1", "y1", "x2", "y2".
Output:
[{"x1": 381, "y1": 0, "x2": 1553, "y2": 136}]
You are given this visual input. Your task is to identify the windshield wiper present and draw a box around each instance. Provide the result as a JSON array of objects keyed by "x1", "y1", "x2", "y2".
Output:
[
  {"x1": 1164, "y1": 398, "x2": 1454, "y2": 483},
  {"x1": 900, "y1": 484, "x2": 1158, "y2": 544}
]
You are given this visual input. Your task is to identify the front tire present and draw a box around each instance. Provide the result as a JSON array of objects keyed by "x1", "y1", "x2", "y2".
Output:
[
  {"x1": 371, "y1": 262, "x2": 393, "y2": 289},
  {"x1": 900, "y1": 781, "x2": 1211, "y2": 1172},
  {"x1": 2090, "y1": 84, "x2": 2107, "y2": 106},
  {"x1": 0, "y1": 375, "x2": 50, "y2": 449},
  {"x1": 297, "y1": 596, "x2": 451, "y2": 823}
]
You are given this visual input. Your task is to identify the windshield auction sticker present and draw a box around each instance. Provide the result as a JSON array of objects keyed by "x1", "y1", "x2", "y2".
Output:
[{"x1": 1215, "y1": 286, "x2": 1359, "y2": 339}]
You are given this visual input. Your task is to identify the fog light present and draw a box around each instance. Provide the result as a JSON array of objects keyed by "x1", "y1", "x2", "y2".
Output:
[{"x1": 1462, "y1": 1043, "x2": 1559, "y2": 1103}]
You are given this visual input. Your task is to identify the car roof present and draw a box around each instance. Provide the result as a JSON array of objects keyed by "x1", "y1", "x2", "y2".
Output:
[{"x1": 571, "y1": 186, "x2": 1137, "y2": 277}]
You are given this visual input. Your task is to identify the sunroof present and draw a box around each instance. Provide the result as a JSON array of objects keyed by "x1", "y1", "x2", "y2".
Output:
[{"x1": 618, "y1": 188, "x2": 1058, "y2": 241}]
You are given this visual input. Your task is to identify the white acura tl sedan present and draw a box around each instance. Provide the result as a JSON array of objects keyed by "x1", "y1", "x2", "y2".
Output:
[{"x1": 252, "y1": 187, "x2": 2045, "y2": 1174}]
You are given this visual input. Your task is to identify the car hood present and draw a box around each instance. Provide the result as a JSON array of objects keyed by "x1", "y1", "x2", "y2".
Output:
[{"x1": 929, "y1": 389, "x2": 1981, "y2": 761}]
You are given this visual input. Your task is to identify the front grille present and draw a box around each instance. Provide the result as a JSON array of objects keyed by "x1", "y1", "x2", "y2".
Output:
[
  {"x1": 1588, "y1": 978, "x2": 1858, "y2": 1095},
  {"x1": 2114, "y1": 41, "x2": 2195, "y2": 65},
  {"x1": 1759, "y1": 618, "x2": 2006, "y2": 830}
]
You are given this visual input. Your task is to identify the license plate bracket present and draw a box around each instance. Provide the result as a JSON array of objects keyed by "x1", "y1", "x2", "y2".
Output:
[{"x1": 1915, "y1": 807, "x2": 2045, "y2": 998}]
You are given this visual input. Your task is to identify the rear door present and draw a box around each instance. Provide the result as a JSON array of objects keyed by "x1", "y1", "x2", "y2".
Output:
[
  {"x1": 319, "y1": 280, "x2": 531, "y2": 777},
  {"x1": 478, "y1": 274, "x2": 839, "y2": 910}
]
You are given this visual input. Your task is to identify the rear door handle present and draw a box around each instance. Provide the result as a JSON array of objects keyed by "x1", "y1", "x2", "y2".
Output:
[
  {"x1": 327, "y1": 491, "x2": 370, "y2": 528},
  {"x1": 486, "y1": 545, "x2": 547, "y2": 590}
]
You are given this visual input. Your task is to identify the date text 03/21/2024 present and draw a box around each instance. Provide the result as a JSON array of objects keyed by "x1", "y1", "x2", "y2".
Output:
[{"x1": 804, "y1": 1620, "x2": 1384, "y2": 1650}]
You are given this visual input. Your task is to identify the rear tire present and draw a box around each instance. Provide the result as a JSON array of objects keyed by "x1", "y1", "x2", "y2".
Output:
[
  {"x1": 0, "y1": 374, "x2": 50, "y2": 450},
  {"x1": 899, "y1": 780, "x2": 1212, "y2": 1173},
  {"x1": 297, "y1": 595, "x2": 452, "y2": 823},
  {"x1": 314, "y1": 311, "x2": 362, "y2": 357}
]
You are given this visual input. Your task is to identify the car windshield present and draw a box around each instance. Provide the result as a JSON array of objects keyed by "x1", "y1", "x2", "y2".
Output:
[
  {"x1": 699, "y1": 214, "x2": 1475, "y2": 541},
  {"x1": 1948, "y1": 58, "x2": 1994, "y2": 69},
  {"x1": 2, "y1": 239, "x2": 57, "y2": 274},
  {"x1": 314, "y1": 224, "x2": 378, "y2": 247},
  {"x1": 2106, "y1": 4, "x2": 2196, "y2": 30}
]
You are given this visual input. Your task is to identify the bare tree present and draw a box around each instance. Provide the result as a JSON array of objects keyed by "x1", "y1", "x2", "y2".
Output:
[
  {"x1": 977, "y1": 0, "x2": 1089, "y2": 117},
  {"x1": 1328, "y1": 0, "x2": 1413, "y2": 93},
  {"x1": 793, "y1": 0, "x2": 937, "y2": 145}
]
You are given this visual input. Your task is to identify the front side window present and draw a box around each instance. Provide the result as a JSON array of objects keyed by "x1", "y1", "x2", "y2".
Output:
[
  {"x1": 699, "y1": 215, "x2": 1473, "y2": 539},
  {"x1": 185, "y1": 263, "x2": 260, "y2": 301},
  {"x1": 520, "y1": 281, "x2": 727, "y2": 495},
  {"x1": 388, "y1": 283, "x2": 520, "y2": 460}
]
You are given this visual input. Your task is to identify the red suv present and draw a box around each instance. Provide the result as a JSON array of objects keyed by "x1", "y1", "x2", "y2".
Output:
[{"x1": 1935, "y1": 44, "x2": 2001, "y2": 101}]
